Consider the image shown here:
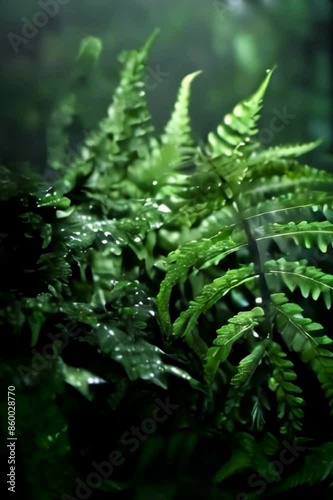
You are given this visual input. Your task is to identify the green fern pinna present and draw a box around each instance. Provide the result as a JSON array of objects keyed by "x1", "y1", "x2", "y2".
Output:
[{"x1": 2, "y1": 32, "x2": 333, "y2": 498}]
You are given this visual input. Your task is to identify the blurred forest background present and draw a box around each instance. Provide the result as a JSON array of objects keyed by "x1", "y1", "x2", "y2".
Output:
[{"x1": 0, "y1": 0, "x2": 332, "y2": 171}]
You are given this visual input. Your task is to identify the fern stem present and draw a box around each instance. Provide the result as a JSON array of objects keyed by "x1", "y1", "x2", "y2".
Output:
[{"x1": 234, "y1": 198, "x2": 272, "y2": 338}]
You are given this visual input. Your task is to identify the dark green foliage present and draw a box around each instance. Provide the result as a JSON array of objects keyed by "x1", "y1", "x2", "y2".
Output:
[{"x1": 1, "y1": 33, "x2": 333, "y2": 499}]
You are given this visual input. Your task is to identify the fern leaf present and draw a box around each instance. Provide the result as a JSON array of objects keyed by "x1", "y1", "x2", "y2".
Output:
[
  {"x1": 196, "y1": 151, "x2": 249, "y2": 192},
  {"x1": 205, "y1": 307, "x2": 264, "y2": 383},
  {"x1": 272, "y1": 293, "x2": 329, "y2": 352},
  {"x1": 215, "y1": 307, "x2": 265, "y2": 356},
  {"x1": 265, "y1": 258, "x2": 333, "y2": 308},
  {"x1": 162, "y1": 70, "x2": 201, "y2": 151},
  {"x1": 267, "y1": 341, "x2": 304, "y2": 433},
  {"x1": 62, "y1": 31, "x2": 159, "y2": 192},
  {"x1": 203, "y1": 68, "x2": 274, "y2": 159},
  {"x1": 127, "y1": 140, "x2": 187, "y2": 194},
  {"x1": 271, "y1": 442, "x2": 333, "y2": 493},
  {"x1": 173, "y1": 264, "x2": 256, "y2": 339},
  {"x1": 105, "y1": 30, "x2": 158, "y2": 143},
  {"x1": 192, "y1": 70, "x2": 275, "y2": 201},
  {"x1": 213, "y1": 450, "x2": 251, "y2": 483},
  {"x1": 47, "y1": 95, "x2": 76, "y2": 172},
  {"x1": 272, "y1": 293, "x2": 333, "y2": 413},
  {"x1": 245, "y1": 158, "x2": 298, "y2": 182},
  {"x1": 249, "y1": 139, "x2": 322, "y2": 165},
  {"x1": 170, "y1": 195, "x2": 228, "y2": 232},
  {"x1": 244, "y1": 163, "x2": 333, "y2": 197},
  {"x1": 255, "y1": 220, "x2": 333, "y2": 252},
  {"x1": 244, "y1": 191, "x2": 333, "y2": 222},
  {"x1": 214, "y1": 432, "x2": 280, "y2": 484},
  {"x1": 230, "y1": 342, "x2": 266, "y2": 388},
  {"x1": 124, "y1": 70, "x2": 201, "y2": 194},
  {"x1": 312, "y1": 354, "x2": 333, "y2": 416},
  {"x1": 71, "y1": 36, "x2": 103, "y2": 84},
  {"x1": 157, "y1": 227, "x2": 247, "y2": 336}
]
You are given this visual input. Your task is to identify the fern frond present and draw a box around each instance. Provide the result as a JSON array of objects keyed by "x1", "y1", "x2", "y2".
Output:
[
  {"x1": 214, "y1": 307, "x2": 264, "y2": 352},
  {"x1": 61, "y1": 31, "x2": 159, "y2": 193},
  {"x1": 190, "y1": 69, "x2": 275, "y2": 203},
  {"x1": 249, "y1": 139, "x2": 322, "y2": 165},
  {"x1": 47, "y1": 95, "x2": 76, "y2": 172},
  {"x1": 265, "y1": 258, "x2": 333, "y2": 308},
  {"x1": 219, "y1": 345, "x2": 268, "y2": 428},
  {"x1": 272, "y1": 293, "x2": 330, "y2": 352},
  {"x1": 127, "y1": 70, "x2": 201, "y2": 195},
  {"x1": 203, "y1": 68, "x2": 274, "y2": 159},
  {"x1": 107, "y1": 29, "x2": 158, "y2": 139},
  {"x1": 95, "y1": 35, "x2": 156, "y2": 151},
  {"x1": 245, "y1": 158, "x2": 300, "y2": 182},
  {"x1": 243, "y1": 191, "x2": 333, "y2": 221},
  {"x1": 173, "y1": 264, "x2": 256, "y2": 339},
  {"x1": 71, "y1": 36, "x2": 103, "y2": 84},
  {"x1": 205, "y1": 307, "x2": 264, "y2": 383},
  {"x1": 267, "y1": 341, "x2": 304, "y2": 434},
  {"x1": 244, "y1": 164, "x2": 333, "y2": 198},
  {"x1": 162, "y1": 70, "x2": 201, "y2": 151},
  {"x1": 272, "y1": 442, "x2": 333, "y2": 493},
  {"x1": 195, "y1": 152, "x2": 249, "y2": 194},
  {"x1": 230, "y1": 342, "x2": 266, "y2": 388},
  {"x1": 127, "y1": 140, "x2": 186, "y2": 194},
  {"x1": 156, "y1": 227, "x2": 247, "y2": 336},
  {"x1": 272, "y1": 293, "x2": 333, "y2": 414},
  {"x1": 213, "y1": 449, "x2": 252, "y2": 483},
  {"x1": 170, "y1": 194, "x2": 228, "y2": 232},
  {"x1": 255, "y1": 220, "x2": 333, "y2": 252},
  {"x1": 214, "y1": 432, "x2": 279, "y2": 484}
]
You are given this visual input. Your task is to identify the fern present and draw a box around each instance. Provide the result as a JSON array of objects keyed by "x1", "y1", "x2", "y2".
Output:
[
  {"x1": 162, "y1": 70, "x2": 201, "y2": 151},
  {"x1": 156, "y1": 226, "x2": 247, "y2": 336},
  {"x1": 273, "y1": 293, "x2": 333, "y2": 415},
  {"x1": 267, "y1": 341, "x2": 304, "y2": 434},
  {"x1": 230, "y1": 342, "x2": 267, "y2": 388},
  {"x1": 265, "y1": 258, "x2": 333, "y2": 308},
  {"x1": 156, "y1": 61, "x2": 333, "y2": 450},
  {"x1": 5, "y1": 33, "x2": 333, "y2": 499},
  {"x1": 201, "y1": 68, "x2": 274, "y2": 160},
  {"x1": 255, "y1": 220, "x2": 333, "y2": 251},
  {"x1": 213, "y1": 432, "x2": 280, "y2": 484},
  {"x1": 248, "y1": 138, "x2": 322, "y2": 165},
  {"x1": 271, "y1": 442, "x2": 333, "y2": 493},
  {"x1": 205, "y1": 307, "x2": 264, "y2": 382},
  {"x1": 56, "y1": 31, "x2": 159, "y2": 194},
  {"x1": 173, "y1": 264, "x2": 257, "y2": 339},
  {"x1": 128, "y1": 70, "x2": 201, "y2": 194}
]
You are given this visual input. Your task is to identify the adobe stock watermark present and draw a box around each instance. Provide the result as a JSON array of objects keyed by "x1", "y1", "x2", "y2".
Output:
[
  {"x1": 7, "y1": 0, "x2": 71, "y2": 54},
  {"x1": 16, "y1": 321, "x2": 81, "y2": 381},
  {"x1": 236, "y1": 438, "x2": 306, "y2": 499},
  {"x1": 126, "y1": 62, "x2": 170, "y2": 107},
  {"x1": 258, "y1": 107, "x2": 296, "y2": 145},
  {"x1": 61, "y1": 396, "x2": 179, "y2": 499}
]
